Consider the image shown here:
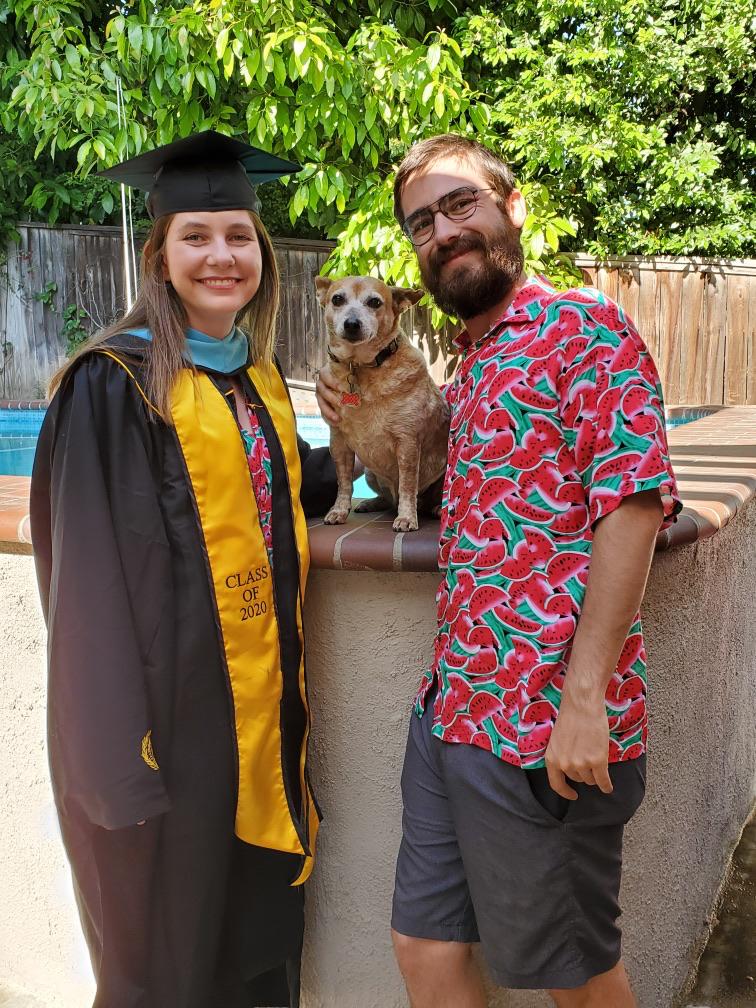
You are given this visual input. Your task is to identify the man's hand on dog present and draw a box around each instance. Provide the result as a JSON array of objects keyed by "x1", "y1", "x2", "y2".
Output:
[{"x1": 315, "y1": 365, "x2": 342, "y2": 425}]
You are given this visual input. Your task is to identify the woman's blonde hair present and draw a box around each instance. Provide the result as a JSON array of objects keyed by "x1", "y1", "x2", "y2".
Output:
[{"x1": 49, "y1": 210, "x2": 280, "y2": 420}]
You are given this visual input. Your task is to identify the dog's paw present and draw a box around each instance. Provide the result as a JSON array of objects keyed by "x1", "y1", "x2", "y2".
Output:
[
  {"x1": 324, "y1": 507, "x2": 350, "y2": 525},
  {"x1": 393, "y1": 514, "x2": 419, "y2": 533}
]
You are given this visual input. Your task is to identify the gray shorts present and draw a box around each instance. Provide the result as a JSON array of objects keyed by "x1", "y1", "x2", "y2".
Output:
[{"x1": 391, "y1": 697, "x2": 646, "y2": 990}]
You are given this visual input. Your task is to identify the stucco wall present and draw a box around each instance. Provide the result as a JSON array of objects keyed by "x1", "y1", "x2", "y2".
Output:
[
  {"x1": 301, "y1": 498, "x2": 756, "y2": 1008},
  {"x1": 1, "y1": 498, "x2": 755, "y2": 1007}
]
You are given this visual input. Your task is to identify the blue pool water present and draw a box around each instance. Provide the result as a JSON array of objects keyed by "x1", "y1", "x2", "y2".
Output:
[
  {"x1": 666, "y1": 407, "x2": 719, "y2": 429},
  {"x1": 0, "y1": 406, "x2": 714, "y2": 480},
  {"x1": 0, "y1": 409, "x2": 371, "y2": 497},
  {"x1": 0, "y1": 410, "x2": 41, "y2": 477},
  {"x1": 296, "y1": 413, "x2": 371, "y2": 498}
]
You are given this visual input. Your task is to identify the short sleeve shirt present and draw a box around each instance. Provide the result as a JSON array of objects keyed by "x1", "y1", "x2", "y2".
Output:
[{"x1": 416, "y1": 277, "x2": 681, "y2": 768}]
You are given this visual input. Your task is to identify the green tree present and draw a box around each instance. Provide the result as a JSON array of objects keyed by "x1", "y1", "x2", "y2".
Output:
[
  {"x1": 458, "y1": 0, "x2": 755, "y2": 258},
  {"x1": 2, "y1": 0, "x2": 753, "y2": 315},
  {"x1": 1, "y1": 0, "x2": 575, "y2": 305}
]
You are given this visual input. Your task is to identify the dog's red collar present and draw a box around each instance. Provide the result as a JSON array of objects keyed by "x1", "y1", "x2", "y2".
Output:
[{"x1": 327, "y1": 336, "x2": 401, "y2": 370}]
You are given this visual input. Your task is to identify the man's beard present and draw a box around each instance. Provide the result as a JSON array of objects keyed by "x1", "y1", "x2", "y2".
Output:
[{"x1": 420, "y1": 222, "x2": 524, "y2": 321}]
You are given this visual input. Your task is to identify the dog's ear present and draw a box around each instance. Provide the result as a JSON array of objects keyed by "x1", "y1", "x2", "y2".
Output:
[
  {"x1": 314, "y1": 275, "x2": 335, "y2": 305},
  {"x1": 391, "y1": 287, "x2": 424, "y2": 314}
]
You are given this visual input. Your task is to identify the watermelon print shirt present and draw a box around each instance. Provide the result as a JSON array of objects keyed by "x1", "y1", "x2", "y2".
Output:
[
  {"x1": 240, "y1": 404, "x2": 274, "y2": 557},
  {"x1": 416, "y1": 276, "x2": 682, "y2": 769}
]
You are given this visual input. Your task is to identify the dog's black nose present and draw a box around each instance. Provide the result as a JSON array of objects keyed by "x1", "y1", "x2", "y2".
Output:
[{"x1": 343, "y1": 317, "x2": 362, "y2": 341}]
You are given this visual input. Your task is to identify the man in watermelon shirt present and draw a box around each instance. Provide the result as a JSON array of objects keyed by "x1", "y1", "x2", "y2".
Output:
[{"x1": 316, "y1": 134, "x2": 681, "y2": 1007}]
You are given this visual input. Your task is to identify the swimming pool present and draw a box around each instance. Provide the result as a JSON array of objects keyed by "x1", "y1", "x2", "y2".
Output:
[
  {"x1": 665, "y1": 406, "x2": 722, "y2": 429},
  {"x1": 0, "y1": 410, "x2": 40, "y2": 478},
  {"x1": 0, "y1": 405, "x2": 721, "y2": 479},
  {"x1": 0, "y1": 407, "x2": 354, "y2": 480}
]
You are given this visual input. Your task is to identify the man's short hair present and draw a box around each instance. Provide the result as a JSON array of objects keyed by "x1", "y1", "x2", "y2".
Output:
[{"x1": 393, "y1": 135, "x2": 517, "y2": 224}]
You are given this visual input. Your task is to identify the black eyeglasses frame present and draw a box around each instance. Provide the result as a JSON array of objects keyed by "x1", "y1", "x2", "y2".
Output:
[{"x1": 400, "y1": 186, "x2": 495, "y2": 247}]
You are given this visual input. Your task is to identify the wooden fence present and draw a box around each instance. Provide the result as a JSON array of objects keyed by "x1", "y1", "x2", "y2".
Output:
[
  {"x1": 574, "y1": 255, "x2": 756, "y2": 407},
  {"x1": 0, "y1": 224, "x2": 336, "y2": 399},
  {"x1": 1, "y1": 223, "x2": 754, "y2": 404}
]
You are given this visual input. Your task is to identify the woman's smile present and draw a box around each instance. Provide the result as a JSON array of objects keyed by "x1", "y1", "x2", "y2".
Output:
[{"x1": 196, "y1": 276, "x2": 242, "y2": 289}]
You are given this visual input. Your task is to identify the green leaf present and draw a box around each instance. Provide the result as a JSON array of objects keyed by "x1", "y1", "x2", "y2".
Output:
[
  {"x1": 65, "y1": 44, "x2": 80, "y2": 69},
  {"x1": 223, "y1": 47, "x2": 235, "y2": 78},
  {"x1": 247, "y1": 50, "x2": 261, "y2": 81},
  {"x1": 273, "y1": 53, "x2": 287, "y2": 87},
  {"x1": 529, "y1": 230, "x2": 545, "y2": 260},
  {"x1": 215, "y1": 28, "x2": 229, "y2": 60},
  {"x1": 128, "y1": 22, "x2": 143, "y2": 57},
  {"x1": 76, "y1": 140, "x2": 92, "y2": 167}
]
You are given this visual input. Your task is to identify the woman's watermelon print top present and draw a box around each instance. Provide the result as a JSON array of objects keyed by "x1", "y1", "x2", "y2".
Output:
[
  {"x1": 241, "y1": 404, "x2": 274, "y2": 557},
  {"x1": 417, "y1": 276, "x2": 681, "y2": 769}
]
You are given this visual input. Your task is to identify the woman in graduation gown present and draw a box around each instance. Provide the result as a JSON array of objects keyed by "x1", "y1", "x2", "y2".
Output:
[{"x1": 30, "y1": 132, "x2": 337, "y2": 1008}]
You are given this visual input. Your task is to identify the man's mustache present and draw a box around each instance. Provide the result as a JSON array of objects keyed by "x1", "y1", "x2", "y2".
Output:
[{"x1": 430, "y1": 235, "x2": 486, "y2": 269}]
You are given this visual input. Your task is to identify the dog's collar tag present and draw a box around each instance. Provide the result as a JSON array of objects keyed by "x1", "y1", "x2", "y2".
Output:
[{"x1": 341, "y1": 367, "x2": 361, "y2": 408}]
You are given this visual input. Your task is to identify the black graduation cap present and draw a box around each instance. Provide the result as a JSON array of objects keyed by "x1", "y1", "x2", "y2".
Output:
[{"x1": 100, "y1": 130, "x2": 301, "y2": 219}]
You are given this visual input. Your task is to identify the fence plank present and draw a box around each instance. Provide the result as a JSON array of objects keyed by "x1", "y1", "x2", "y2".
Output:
[
  {"x1": 635, "y1": 268, "x2": 659, "y2": 360},
  {"x1": 617, "y1": 264, "x2": 641, "y2": 328},
  {"x1": 578, "y1": 264, "x2": 598, "y2": 288},
  {"x1": 303, "y1": 250, "x2": 327, "y2": 379},
  {"x1": 725, "y1": 277, "x2": 749, "y2": 405},
  {"x1": 656, "y1": 270, "x2": 683, "y2": 403},
  {"x1": 274, "y1": 247, "x2": 294, "y2": 377},
  {"x1": 0, "y1": 246, "x2": 6, "y2": 398},
  {"x1": 748, "y1": 279, "x2": 756, "y2": 404},
  {"x1": 597, "y1": 264, "x2": 619, "y2": 305},
  {"x1": 702, "y1": 271, "x2": 727, "y2": 405},
  {"x1": 679, "y1": 269, "x2": 706, "y2": 404}
]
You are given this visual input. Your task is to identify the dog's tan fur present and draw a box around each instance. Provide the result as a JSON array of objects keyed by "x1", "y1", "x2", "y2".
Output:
[{"x1": 315, "y1": 275, "x2": 450, "y2": 532}]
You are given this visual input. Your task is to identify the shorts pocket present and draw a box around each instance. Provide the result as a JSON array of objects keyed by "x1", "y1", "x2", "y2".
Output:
[
  {"x1": 524, "y1": 768, "x2": 571, "y2": 825},
  {"x1": 555, "y1": 756, "x2": 647, "y2": 829}
]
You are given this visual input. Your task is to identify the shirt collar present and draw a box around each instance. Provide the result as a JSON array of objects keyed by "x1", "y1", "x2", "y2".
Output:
[{"x1": 452, "y1": 275, "x2": 558, "y2": 351}]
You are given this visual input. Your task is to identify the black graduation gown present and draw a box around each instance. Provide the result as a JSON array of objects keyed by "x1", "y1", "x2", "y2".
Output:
[{"x1": 30, "y1": 341, "x2": 337, "y2": 1008}]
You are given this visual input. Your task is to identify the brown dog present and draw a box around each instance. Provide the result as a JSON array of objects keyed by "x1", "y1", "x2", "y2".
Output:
[{"x1": 315, "y1": 275, "x2": 450, "y2": 532}]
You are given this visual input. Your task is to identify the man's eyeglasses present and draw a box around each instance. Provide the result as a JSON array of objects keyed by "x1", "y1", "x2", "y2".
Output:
[{"x1": 401, "y1": 187, "x2": 494, "y2": 247}]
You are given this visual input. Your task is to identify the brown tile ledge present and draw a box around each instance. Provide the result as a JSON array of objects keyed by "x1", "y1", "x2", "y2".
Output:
[
  {"x1": 2, "y1": 407, "x2": 756, "y2": 567},
  {"x1": 0, "y1": 476, "x2": 33, "y2": 555},
  {"x1": 0, "y1": 400, "x2": 46, "y2": 410},
  {"x1": 308, "y1": 407, "x2": 756, "y2": 570}
]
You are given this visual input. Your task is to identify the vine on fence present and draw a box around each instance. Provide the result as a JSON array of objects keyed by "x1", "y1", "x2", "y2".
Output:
[
  {"x1": 61, "y1": 304, "x2": 90, "y2": 356},
  {"x1": 0, "y1": 248, "x2": 96, "y2": 396}
]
